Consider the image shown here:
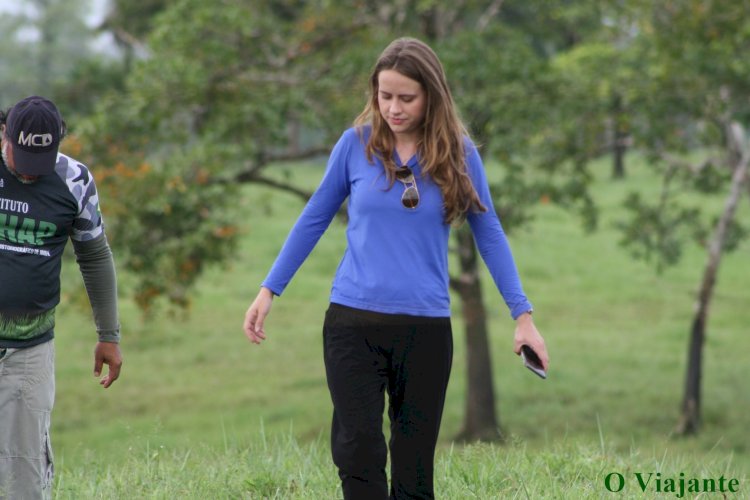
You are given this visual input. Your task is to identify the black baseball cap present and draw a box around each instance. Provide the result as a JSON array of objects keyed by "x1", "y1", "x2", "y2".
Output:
[{"x1": 6, "y1": 96, "x2": 63, "y2": 175}]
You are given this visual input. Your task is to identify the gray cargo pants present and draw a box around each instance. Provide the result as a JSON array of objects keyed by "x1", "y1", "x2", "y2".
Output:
[{"x1": 0, "y1": 340, "x2": 55, "y2": 500}]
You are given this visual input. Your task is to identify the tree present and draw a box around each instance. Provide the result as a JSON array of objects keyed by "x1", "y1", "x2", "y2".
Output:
[
  {"x1": 76, "y1": 0, "x2": 607, "y2": 442},
  {"x1": 551, "y1": 43, "x2": 638, "y2": 179},
  {"x1": 77, "y1": 0, "x2": 380, "y2": 311},
  {"x1": 438, "y1": 6, "x2": 613, "y2": 438},
  {"x1": 617, "y1": 0, "x2": 750, "y2": 434}
]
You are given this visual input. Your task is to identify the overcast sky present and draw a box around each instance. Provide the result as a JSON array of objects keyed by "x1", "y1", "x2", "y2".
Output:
[
  {"x1": 0, "y1": 0, "x2": 117, "y2": 53},
  {"x1": 0, "y1": 0, "x2": 109, "y2": 27}
]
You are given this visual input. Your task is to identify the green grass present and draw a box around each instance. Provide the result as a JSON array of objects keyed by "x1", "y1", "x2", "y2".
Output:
[
  {"x1": 52, "y1": 430, "x2": 747, "y2": 499},
  {"x1": 51, "y1": 155, "x2": 750, "y2": 497}
]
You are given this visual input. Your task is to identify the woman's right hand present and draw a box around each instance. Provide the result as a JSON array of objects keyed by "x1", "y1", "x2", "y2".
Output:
[{"x1": 244, "y1": 287, "x2": 274, "y2": 344}]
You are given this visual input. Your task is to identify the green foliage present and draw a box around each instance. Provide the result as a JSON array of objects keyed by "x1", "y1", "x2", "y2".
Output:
[
  {"x1": 71, "y1": 0, "x2": 620, "y2": 311},
  {"x1": 631, "y1": 1, "x2": 750, "y2": 153},
  {"x1": 710, "y1": 217, "x2": 747, "y2": 253},
  {"x1": 51, "y1": 0, "x2": 748, "y2": 308},
  {"x1": 487, "y1": 161, "x2": 540, "y2": 232},
  {"x1": 439, "y1": 27, "x2": 550, "y2": 155},
  {"x1": 689, "y1": 160, "x2": 732, "y2": 194},
  {"x1": 498, "y1": 0, "x2": 612, "y2": 56},
  {"x1": 615, "y1": 0, "x2": 750, "y2": 270},
  {"x1": 617, "y1": 192, "x2": 704, "y2": 272},
  {"x1": 53, "y1": 58, "x2": 129, "y2": 120},
  {"x1": 102, "y1": 0, "x2": 170, "y2": 42},
  {"x1": 75, "y1": 0, "x2": 385, "y2": 311},
  {"x1": 437, "y1": 27, "x2": 600, "y2": 233}
]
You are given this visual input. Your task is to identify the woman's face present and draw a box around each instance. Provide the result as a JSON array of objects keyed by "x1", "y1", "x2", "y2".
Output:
[{"x1": 377, "y1": 69, "x2": 426, "y2": 142}]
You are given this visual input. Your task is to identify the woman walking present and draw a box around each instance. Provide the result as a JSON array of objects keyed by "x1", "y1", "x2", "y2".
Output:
[{"x1": 244, "y1": 37, "x2": 549, "y2": 500}]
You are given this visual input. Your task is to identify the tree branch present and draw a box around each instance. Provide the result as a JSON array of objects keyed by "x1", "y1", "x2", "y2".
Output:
[
  {"x1": 106, "y1": 26, "x2": 148, "y2": 56},
  {"x1": 210, "y1": 146, "x2": 348, "y2": 222},
  {"x1": 477, "y1": 0, "x2": 505, "y2": 33},
  {"x1": 216, "y1": 147, "x2": 331, "y2": 184},
  {"x1": 695, "y1": 121, "x2": 749, "y2": 314},
  {"x1": 264, "y1": 146, "x2": 331, "y2": 164},
  {"x1": 659, "y1": 151, "x2": 723, "y2": 174},
  {"x1": 247, "y1": 174, "x2": 349, "y2": 222},
  {"x1": 247, "y1": 174, "x2": 314, "y2": 201}
]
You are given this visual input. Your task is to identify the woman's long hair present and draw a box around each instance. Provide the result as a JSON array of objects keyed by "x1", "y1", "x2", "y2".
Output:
[{"x1": 354, "y1": 37, "x2": 486, "y2": 224}]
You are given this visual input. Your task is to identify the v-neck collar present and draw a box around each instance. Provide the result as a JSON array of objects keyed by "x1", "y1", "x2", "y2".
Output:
[{"x1": 394, "y1": 150, "x2": 419, "y2": 168}]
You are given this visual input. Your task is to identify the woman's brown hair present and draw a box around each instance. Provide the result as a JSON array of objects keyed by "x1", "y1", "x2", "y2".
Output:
[{"x1": 354, "y1": 37, "x2": 487, "y2": 224}]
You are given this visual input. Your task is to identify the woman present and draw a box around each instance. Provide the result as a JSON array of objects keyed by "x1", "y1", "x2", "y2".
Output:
[{"x1": 244, "y1": 37, "x2": 549, "y2": 500}]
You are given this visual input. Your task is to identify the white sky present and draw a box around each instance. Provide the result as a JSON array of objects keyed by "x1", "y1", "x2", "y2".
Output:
[
  {"x1": 0, "y1": 0, "x2": 109, "y2": 26},
  {"x1": 0, "y1": 0, "x2": 117, "y2": 53}
]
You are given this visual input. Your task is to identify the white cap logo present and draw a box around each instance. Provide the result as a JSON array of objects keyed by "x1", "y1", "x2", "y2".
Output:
[{"x1": 18, "y1": 131, "x2": 54, "y2": 148}]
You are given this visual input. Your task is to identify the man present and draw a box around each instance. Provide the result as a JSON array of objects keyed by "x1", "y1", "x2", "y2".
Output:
[{"x1": 0, "y1": 96, "x2": 122, "y2": 499}]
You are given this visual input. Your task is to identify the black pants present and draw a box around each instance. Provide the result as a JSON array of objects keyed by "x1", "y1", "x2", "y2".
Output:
[{"x1": 323, "y1": 303, "x2": 453, "y2": 500}]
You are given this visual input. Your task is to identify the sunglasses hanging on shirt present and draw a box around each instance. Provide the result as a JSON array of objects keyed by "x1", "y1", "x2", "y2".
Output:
[{"x1": 395, "y1": 166, "x2": 419, "y2": 209}]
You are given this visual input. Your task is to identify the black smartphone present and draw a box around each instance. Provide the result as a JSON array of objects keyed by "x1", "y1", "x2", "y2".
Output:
[{"x1": 520, "y1": 345, "x2": 546, "y2": 379}]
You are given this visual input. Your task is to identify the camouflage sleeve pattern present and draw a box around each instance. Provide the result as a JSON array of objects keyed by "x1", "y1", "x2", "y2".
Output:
[{"x1": 59, "y1": 155, "x2": 105, "y2": 242}]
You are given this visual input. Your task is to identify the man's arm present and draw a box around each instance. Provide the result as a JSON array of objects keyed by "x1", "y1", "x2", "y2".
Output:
[{"x1": 72, "y1": 233, "x2": 122, "y2": 388}]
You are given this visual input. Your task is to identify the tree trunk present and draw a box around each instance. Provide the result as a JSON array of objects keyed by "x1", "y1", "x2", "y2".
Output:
[
  {"x1": 675, "y1": 122, "x2": 749, "y2": 435},
  {"x1": 611, "y1": 92, "x2": 628, "y2": 179},
  {"x1": 36, "y1": 0, "x2": 55, "y2": 95},
  {"x1": 451, "y1": 225, "x2": 502, "y2": 442},
  {"x1": 612, "y1": 136, "x2": 627, "y2": 179}
]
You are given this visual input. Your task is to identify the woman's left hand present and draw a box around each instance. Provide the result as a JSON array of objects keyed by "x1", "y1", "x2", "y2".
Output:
[{"x1": 513, "y1": 312, "x2": 549, "y2": 371}]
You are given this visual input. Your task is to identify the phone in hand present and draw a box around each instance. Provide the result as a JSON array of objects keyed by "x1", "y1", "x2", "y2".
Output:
[{"x1": 520, "y1": 344, "x2": 546, "y2": 379}]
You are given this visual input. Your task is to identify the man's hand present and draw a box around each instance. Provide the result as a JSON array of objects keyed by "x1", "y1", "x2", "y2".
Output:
[{"x1": 94, "y1": 341, "x2": 122, "y2": 388}]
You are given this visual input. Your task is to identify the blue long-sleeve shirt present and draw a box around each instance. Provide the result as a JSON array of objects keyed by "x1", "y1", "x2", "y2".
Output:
[{"x1": 262, "y1": 127, "x2": 532, "y2": 319}]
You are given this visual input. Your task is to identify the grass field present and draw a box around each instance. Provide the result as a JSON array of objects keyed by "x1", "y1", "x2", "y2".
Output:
[{"x1": 51, "y1": 155, "x2": 749, "y2": 498}]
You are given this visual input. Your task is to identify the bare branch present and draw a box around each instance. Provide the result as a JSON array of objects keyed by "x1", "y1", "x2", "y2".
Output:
[
  {"x1": 108, "y1": 27, "x2": 148, "y2": 55},
  {"x1": 728, "y1": 121, "x2": 749, "y2": 159},
  {"x1": 217, "y1": 147, "x2": 331, "y2": 184},
  {"x1": 264, "y1": 146, "x2": 331, "y2": 164},
  {"x1": 694, "y1": 121, "x2": 749, "y2": 315},
  {"x1": 249, "y1": 174, "x2": 349, "y2": 222},
  {"x1": 477, "y1": 0, "x2": 505, "y2": 33},
  {"x1": 246, "y1": 174, "x2": 314, "y2": 201},
  {"x1": 210, "y1": 146, "x2": 348, "y2": 222}
]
